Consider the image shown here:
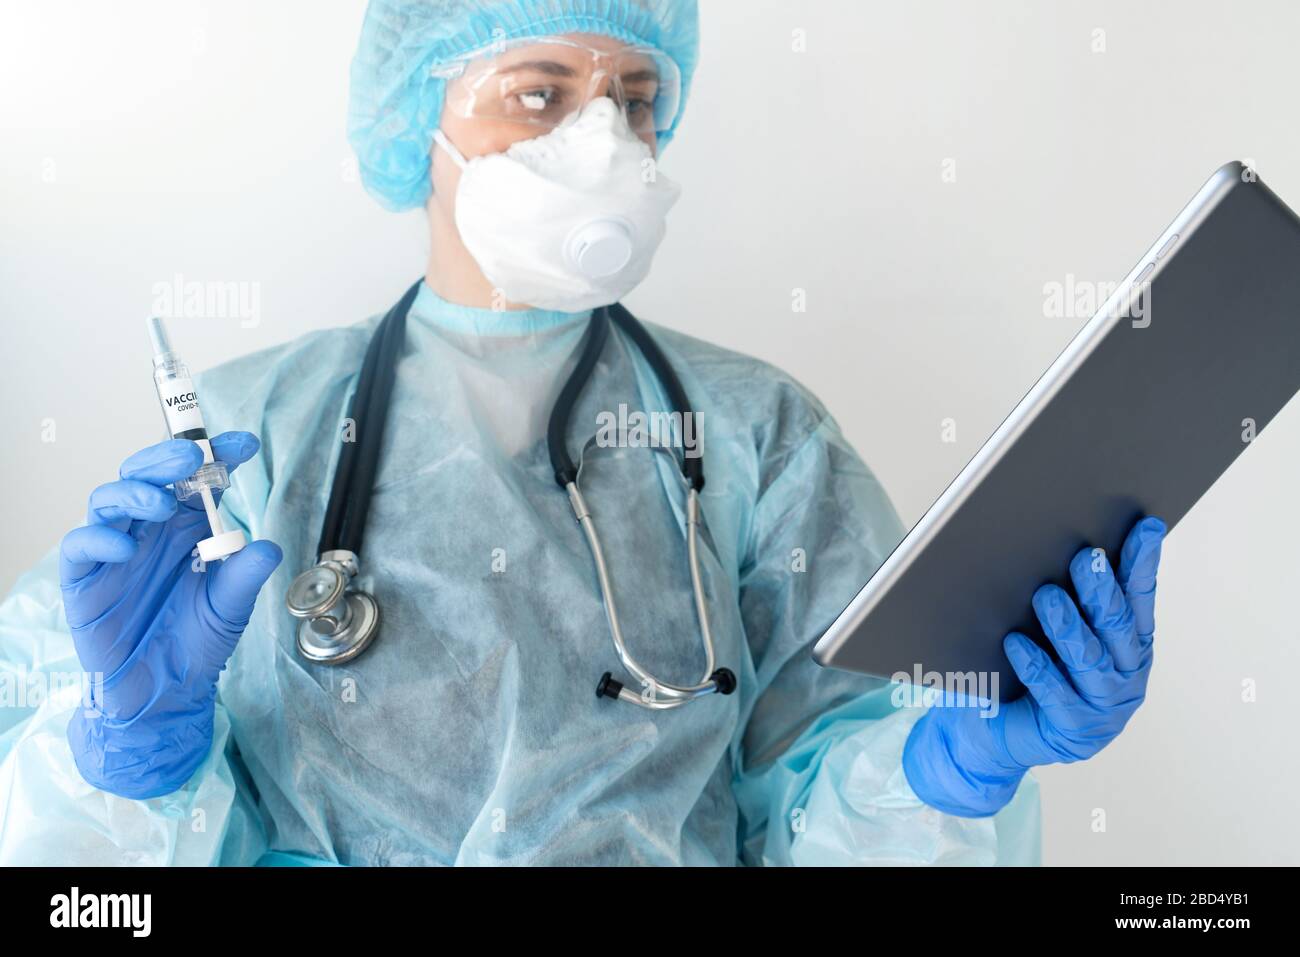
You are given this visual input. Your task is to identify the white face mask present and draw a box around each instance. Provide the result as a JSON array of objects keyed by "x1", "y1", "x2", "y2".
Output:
[{"x1": 433, "y1": 98, "x2": 681, "y2": 313}]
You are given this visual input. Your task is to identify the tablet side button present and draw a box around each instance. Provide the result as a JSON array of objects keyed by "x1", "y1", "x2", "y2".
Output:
[
  {"x1": 1137, "y1": 263, "x2": 1155, "y2": 282},
  {"x1": 1156, "y1": 233, "x2": 1180, "y2": 259}
]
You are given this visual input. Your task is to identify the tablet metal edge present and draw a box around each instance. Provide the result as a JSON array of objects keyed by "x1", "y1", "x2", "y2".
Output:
[{"x1": 812, "y1": 160, "x2": 1247, "y2": 668}]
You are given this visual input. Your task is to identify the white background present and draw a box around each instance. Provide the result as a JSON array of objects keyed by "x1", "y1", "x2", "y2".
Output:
[{"x1": 1, "y1": 0, "x2": 1297, "y2": 864}]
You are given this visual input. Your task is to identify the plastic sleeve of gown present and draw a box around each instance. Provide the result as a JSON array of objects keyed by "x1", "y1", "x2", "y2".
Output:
[
  {"x1": 730, "y1": 416, "x2": 1041, "y2": 866},
  {"x1": 0, "y1": 544, "x2": 268, "y2": 866}
]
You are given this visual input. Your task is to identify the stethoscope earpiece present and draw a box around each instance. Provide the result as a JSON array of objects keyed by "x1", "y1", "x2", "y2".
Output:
[
  {"x1": 596, "y1": 672, "x2": 623, "y2": 700},
  {"x1": 711, "y1": 668, "x2": 737, "y2": 696}
]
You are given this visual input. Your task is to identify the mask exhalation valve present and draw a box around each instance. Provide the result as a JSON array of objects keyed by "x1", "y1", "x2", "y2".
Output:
[{"x1": 565, "y1": 219, "x2": 634, "y2": 279}]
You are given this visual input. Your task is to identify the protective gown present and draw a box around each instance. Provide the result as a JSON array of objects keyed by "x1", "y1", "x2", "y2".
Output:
[{"x1": 0, "y1": 284, "x2": 1040, "y2": 865}]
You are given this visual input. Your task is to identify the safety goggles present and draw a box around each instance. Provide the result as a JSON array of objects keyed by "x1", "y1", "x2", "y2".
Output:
[{"x1": 431, "y1": 36, "x2": 682, "y2": 135}]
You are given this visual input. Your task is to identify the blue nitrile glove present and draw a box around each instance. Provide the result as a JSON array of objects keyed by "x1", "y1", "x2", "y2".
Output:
[
  {"x1": 62, "y1": 433, "x2": 281, "y2": 799},
  {"x1": 903, "y1": 516, "x2": 1166, "y2": 817}
]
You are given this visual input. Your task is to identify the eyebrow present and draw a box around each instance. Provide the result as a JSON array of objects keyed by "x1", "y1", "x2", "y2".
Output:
[
  {"x1": 619, "y1": 69, "x2": 661, "y2": 85},
  {"x1": 497, "y1": 60, "x2": 579, "y2": 78}
]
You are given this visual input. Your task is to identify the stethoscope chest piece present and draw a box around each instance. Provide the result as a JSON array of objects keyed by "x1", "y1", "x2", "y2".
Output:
[{"x1": 286, "y1": 550, "x2": 380, "y2": 665}]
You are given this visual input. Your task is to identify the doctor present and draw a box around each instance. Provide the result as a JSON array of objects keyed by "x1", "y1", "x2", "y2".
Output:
[{"x1": 0, "y1": 0, "x2": 1163, "y2": 866}]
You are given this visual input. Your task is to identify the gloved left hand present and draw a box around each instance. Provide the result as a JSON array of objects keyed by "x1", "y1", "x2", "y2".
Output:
[{"x1": 902, "y1": 516, "x2": 1166, "y2": 817}]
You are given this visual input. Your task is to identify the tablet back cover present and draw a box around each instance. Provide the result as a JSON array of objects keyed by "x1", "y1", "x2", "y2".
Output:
[{"x1": 815, "y1": 165, "x2": 1300, "y2": 699}]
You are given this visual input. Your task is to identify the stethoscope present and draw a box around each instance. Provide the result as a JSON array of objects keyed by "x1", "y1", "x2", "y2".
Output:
[{"x1": 285, "y1": 280, "x2": 736, "y2": 710}]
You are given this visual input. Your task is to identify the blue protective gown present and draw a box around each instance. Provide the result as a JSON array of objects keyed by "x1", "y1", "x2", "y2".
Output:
[{"x1": 0, "y1": 284, "x2": 1039, "y2": 865}]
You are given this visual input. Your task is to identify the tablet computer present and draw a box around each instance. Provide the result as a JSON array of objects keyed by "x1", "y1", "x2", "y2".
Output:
[{"x1": 813, "y1": 161, "x2": 1300, "y2": 700}]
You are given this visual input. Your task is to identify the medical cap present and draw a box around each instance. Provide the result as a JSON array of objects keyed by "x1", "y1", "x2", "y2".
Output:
[{"x1": 347, "y1": 0, "x2": 701, "y2": 211}]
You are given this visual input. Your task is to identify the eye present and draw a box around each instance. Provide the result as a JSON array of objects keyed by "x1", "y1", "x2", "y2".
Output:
[
  {"x1": 623, "y1": 97, "x2": 656, "y2": 129},
  {"x1": 515, "y1": 87, "x2": 557, "y2": 113}
]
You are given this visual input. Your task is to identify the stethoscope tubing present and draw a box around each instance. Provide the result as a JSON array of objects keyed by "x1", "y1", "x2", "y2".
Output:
[
  {"x1": 299, "y1": 282, "x2": 735, "y2": 707},
  {"x1": 318, "y1": 279, "x2": 421, "y2": 557}
]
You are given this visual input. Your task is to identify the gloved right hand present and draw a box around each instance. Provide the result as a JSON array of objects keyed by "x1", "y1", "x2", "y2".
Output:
[
  {"x1": 61, "y1": 433, "x2": 281, "y2": 799},
  {"x1": 902, "y1": 516, "x2": 1165, "y2": 817}
]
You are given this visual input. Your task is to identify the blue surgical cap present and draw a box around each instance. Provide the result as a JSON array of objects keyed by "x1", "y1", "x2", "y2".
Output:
[{"x1": 347, "y1": 0, "x2": 700, "y2": 212}]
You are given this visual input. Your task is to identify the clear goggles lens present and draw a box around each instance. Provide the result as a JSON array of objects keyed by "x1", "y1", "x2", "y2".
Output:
[{"x1": 433, "y1": 37, "x2": 682, "y2": 135}]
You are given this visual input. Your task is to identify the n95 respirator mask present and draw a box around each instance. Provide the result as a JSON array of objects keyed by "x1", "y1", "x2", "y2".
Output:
[{"x1": 432, "y1": 97, "x2": 681, "y2": 313}]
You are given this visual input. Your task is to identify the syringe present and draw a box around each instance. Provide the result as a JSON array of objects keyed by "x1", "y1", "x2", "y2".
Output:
[{"x1": 147, "y1": 317, "x2": 247, "y2": 563}]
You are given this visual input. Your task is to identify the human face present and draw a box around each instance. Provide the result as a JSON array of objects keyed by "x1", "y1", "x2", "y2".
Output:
[{"x1": 425, "y1": 34, "x2": 675, "y2": 310}]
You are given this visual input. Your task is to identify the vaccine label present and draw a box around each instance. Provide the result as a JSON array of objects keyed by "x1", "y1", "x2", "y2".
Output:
[{"x1": 157, "y1": 377, "x2": 206, "y2": 436}]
